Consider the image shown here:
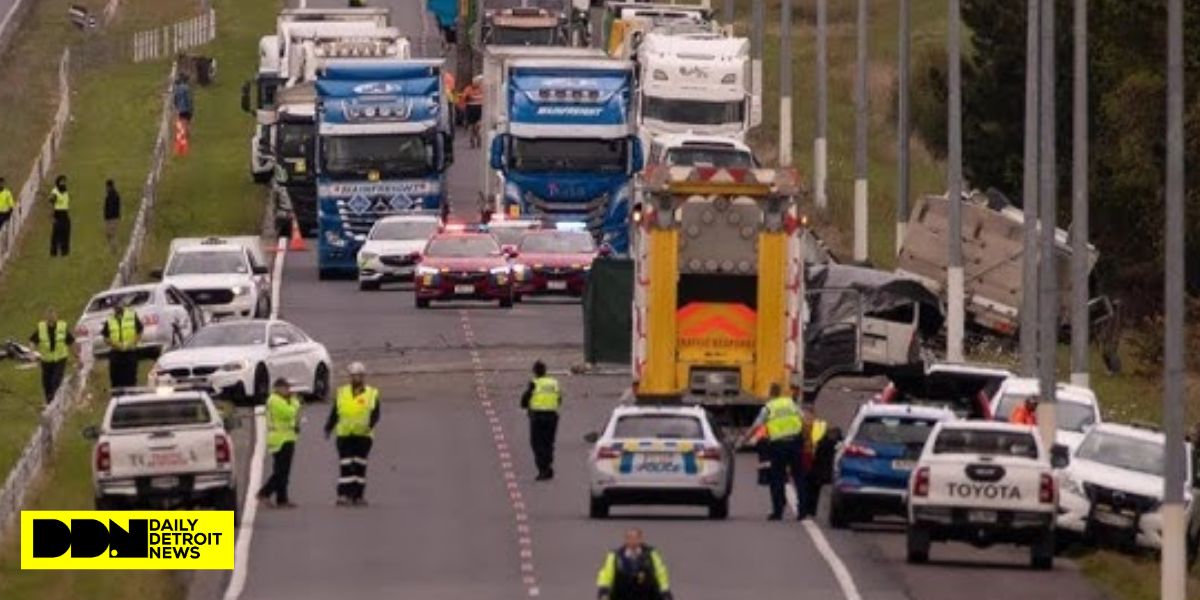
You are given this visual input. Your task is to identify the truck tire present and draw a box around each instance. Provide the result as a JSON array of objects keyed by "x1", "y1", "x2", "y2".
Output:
[
  {"x1": 708, "y1": 496, "x2": 729, "y2": 520},
  {"x1": 829, "y1": 491, "x2": 852, "y2": 529},
  {"x1": 359, "y1": 280, "x2": 380, "y2": 291},
  {"x1": 906, "y1": 525, "x2": 930, "y2": 564},
  {"x1": 1030, "y1": 529, "x2": 1055, "y2": 570},
  {"x1": 215, "y1": 487, "x2": 240, "y2": 527},
  {"x1": 499, "y1": 295, "x2": 513, "y2": 309},
  {"x1": 589, "y1": 496, "x2": 609, "y2": 519},
  {"x1": 318, "y1": 268, "x2": 336, "y2": 281}
]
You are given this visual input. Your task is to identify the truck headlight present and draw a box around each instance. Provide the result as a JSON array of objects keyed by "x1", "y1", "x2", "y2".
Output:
[{"x1": 232, "y1": 285, "x2": 252, "y2": 297}]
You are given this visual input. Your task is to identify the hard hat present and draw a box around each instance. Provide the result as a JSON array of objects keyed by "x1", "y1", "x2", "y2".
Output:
[
  {"x1": 473, "y1": 74, "x2": 483, "y2": 84},
  {"x1": 348, "y1": 361, "x2": 367, "y2": 375}
]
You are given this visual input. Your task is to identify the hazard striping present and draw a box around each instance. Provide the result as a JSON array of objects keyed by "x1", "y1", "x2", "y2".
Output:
[{"x1": 460, "y1": 310, "x2": 542, "y2": 597}]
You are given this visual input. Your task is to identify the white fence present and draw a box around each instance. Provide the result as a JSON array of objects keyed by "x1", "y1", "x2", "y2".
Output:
[
  {"x1": 133, "y1": 9, "x2": 217, "y2": 63},
  {"x1": 0, "y1": 50, "x2": 71, "y2": 273},
  {"x1": 0, "y1": 64, "x2": 178, "y2": 544}
]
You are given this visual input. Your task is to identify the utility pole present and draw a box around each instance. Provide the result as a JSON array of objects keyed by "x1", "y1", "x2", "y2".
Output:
[
  {"x1": 724, "y1": 0, "x2": 734, "y2": 26},
  {"x1": 1161, "y1": 0, "x2": 1187, "y2": 596},
  {"x1": 814, "y1": 0, "x2": 828, "y2": 212},
  {"x1": 456, "y1": 0, "x2": 473, "y2": 85},
  {"x1": 896, "y1": 0, "x2": 910, "y2": 255},
  {"x1": 1021, "y1": 0, "x2": 1041, "y2": 377},
  {"x1": 853, "y1": 0, "x2": 868, "y2": 262},
  {"x1": 1069, "y1": 0, "x2": 1089, "y2": 387},
  {"x1": 946, "y1": 0, "x2": 963, "y2": 363},
  {"x1": 778, "y1": 0, "x2": 792, "y2": 166},
  {"x1": 1036, "y1": 0, "x2": 1058, "y2": 445},
  {"x1": 752, "y1": 0, "x2": 764, "y2": 154}
]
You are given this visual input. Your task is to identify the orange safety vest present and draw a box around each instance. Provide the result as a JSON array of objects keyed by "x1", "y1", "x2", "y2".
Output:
[
  {"x1": 1010, "y1": 403, "x2": 1038, "y2": 425},
  {"x1": 463, "y1": 84, "x2": 484, "y2": 106}
]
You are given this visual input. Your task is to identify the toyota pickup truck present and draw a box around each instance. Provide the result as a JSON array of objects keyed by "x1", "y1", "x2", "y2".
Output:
[
  {"x1": 906, "y1": 421, "x2": 1068, "y2": 570},
  {"x1": 86, "y1": 388, "x2": 239, "y2": 516}
]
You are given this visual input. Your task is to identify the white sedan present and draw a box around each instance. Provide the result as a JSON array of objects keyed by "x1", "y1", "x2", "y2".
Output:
[
  {"x1": 150, "y1": 319, "x2": 331, "y2": 404},
  {"x1": 357, "y1": 215, "x2": 442, "y2": 290},
  {"x1": 587, "y1": 405, "x2": 733, "y2": 520}
]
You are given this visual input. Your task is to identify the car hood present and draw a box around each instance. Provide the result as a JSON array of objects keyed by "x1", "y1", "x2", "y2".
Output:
[
  {"x1": 421, "y1": 256, "x2": 508, "y2": 271},
  {"x1": 164, "y1": 274, "x2": 253, "y2": 289},
  {"x1": 157, "y1": 345, "x2": 265, "y2": 368},
  {"x1": 360, "y1": 240, "x2": 426, "y2": 256},
  {"x1": 1068, "y1": 458, "x2": 1164, "y2": 499},
  {"x1": 516, "y1": 252, "x2": 595, "y2": 268}
]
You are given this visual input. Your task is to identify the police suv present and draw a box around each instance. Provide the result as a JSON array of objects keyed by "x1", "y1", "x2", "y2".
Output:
[
  {"x1": 906, "y1": 421, "x2": 1067, "y2": 569},
  {"x1": 86, "y1": 388, "x2": 239, "y2": 516}
]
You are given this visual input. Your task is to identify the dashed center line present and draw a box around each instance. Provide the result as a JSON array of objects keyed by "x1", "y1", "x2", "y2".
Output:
[{"x1": 460, "y1": 310, "x2": 541, "y2": 597}]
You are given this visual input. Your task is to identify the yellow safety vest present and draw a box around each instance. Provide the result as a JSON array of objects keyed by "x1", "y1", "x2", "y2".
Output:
[
  {"x1": 51, "y1": 188, "x2": 69, "y2": 211},
  {"x1": 0, "y1": 188, "x2": 13, "y2": 213},
  {"x1": 266, "y1": 393, "x2": 301, "y2": 453},
  {"x1": 37, "y1": 320, "x2": 69, "y2": 363},
  {"x1": 765, "y1": 396, "x2": 803, "y2": 441},
  {"x1": 596, "y1": 546, "x2": 671, "y2": 593},
  {"x1": 529, "y1": 376, "x2": 561, "y2": 412},
  {"x1": 808, "y1": 418, "x2": 828, "y2": 445},
  {"x1": 335, "y1": 385, "x2": 379, "y2": 437},
  {"x1": 106, "y1": 310, "x2": 139, "y2": 351}
]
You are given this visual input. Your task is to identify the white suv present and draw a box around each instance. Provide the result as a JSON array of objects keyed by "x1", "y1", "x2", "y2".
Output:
[
  {"x1": 157, "y1": 237, "x2": 271, "y2": 320},
  {"x1": 990, "y1": 377, "x2": 1101, "y2": 452}
]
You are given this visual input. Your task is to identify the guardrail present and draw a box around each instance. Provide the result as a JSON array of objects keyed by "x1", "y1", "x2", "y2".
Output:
[
  {"x1": 0, "y1": 50, "x2": 71, "y2": 274},
  {"x1": 0, "y1": 63, "x2": 178, "y2": 544},
  {"x1": 133, "y1": 9, "x2": 217, "y2": 63}
]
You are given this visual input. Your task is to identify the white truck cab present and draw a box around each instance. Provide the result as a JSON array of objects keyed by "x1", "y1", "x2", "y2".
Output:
[
  {"x1": 906, "y1": 421, "x2": 1068, "y2": 570},
  {"x1": 158, "y1": 237, "x2": 272, "y2": 321}
]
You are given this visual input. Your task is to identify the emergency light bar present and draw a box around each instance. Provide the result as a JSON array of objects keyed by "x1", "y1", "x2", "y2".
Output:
[
  {"x1": 314, "y1": 41, "x2": 398, "y2": 58},
  {"x1": 555, "y1": 221, "x2": 588, "y2": 231},
  {"x1": 341, "y1": 100, "x2": 419, "y2": 121}
]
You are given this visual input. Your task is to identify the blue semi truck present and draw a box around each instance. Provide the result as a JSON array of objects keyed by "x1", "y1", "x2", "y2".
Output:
[
  {"x1": 315, "y1": 59, "x2": 453, "y2": 279},
  {"x1": 483, "y1": 52, "x2": 642, "y2": 253}
]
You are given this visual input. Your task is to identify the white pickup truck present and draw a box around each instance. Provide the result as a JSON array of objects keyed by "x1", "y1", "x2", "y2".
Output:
[
  {"x1": 906, "y1": 421, "x2": 1068, "y2": 569},
  {"x1": 86, "y1": 388, "x2": 239, "y2": 516}
]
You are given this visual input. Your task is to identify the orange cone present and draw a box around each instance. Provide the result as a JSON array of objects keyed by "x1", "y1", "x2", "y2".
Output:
[
  {"x1": 288, "y1": 215, "x2": 306, "y2": 251},
  {"x1": 173, "y1": 117, "x2": 190, "y2": 156}
]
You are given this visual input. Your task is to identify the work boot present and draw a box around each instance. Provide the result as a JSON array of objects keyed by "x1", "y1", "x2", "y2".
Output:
[
  {"x1": 336, "y1": 496, "x2": 351, "y2": 506},
  {"x1": 767, "y1": 513, "x2": 782, "y2": 521}
]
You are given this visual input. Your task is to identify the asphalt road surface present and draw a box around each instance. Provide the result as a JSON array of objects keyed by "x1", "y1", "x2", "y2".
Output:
[{"x1": 237, "y1": 1, "x2": 1113, "y2": 598}]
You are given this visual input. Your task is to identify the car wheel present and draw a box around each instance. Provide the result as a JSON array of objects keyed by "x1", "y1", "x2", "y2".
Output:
[
  {"x1": 829, "y1": 491, "x2": 852, "y2": 529},
  {"x1": 359, "y1": 280, "x2": 380, "y2": 291},
  {"x1": 1187, "y1": 530, "x2": 1200, "y2": 568},
  {"x1": 513, "y1": 293, "x2": 523, "y2": 303},
  {"x1": 311, "y1": 363, "x2": 330, "y2": 402},
  {"x1": 94, "y1": 496, "x2": 118, "y2": 510},
  {"x1": 1030, "y1": 529, "x2": 1055, "y2": 570},
  {"x1": 318, "y1": 268, "x2": 336, "y2": 281},
  {"x1": 415, "y1": 296, "x2": 430, "y2": 309},
  {"x1": 906, "y1": 524, "x2": 930, "y2": 564},
  {"x1": 255, "y1": 296, "x2": 271, "y2": 319},
  {"x1": 253, "y1": 365, "x2": 270, "y2": 405},
  {"x1": 708, "y1": 496, "x2": 729, "y2": 520},
  {"x1": 589, "y1": 496, "x2": 609, "y2": 519},
  {"x1": 499, "y1": 295, "x2": 514, "y2": 309}
]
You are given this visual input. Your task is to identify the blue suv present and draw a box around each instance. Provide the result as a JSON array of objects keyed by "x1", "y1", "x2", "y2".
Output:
[{"x1": 829, "y1": 403, "x2": 956, "y2": 528}]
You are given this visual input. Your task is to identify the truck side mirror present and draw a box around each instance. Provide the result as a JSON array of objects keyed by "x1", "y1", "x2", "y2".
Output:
[
  {"x1": 629, "y1": 137, "x2": 644, "y2": 175},
  {"x1": 1050, "y1": 443, "x2": 1070, "y2": 469},
  {"x1": 489, "y1": 134, "x2": 507, "y2": 171},
  {"x1": 241, "y1": 81, "x2": 252, "y2": 114}
]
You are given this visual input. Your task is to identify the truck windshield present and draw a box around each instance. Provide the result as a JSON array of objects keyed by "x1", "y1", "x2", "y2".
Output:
[
  {"x1": 1076, "y1": 432, "x2": 1165, "y2": 476},
  {"x1": 932, "y1": 429, "x2": 1039, "y2": 459},
  {"x1": 491, "y1": 26, "x2": 558, "y2": 46},
  {"x1": 509, "y1": 138, "x2": 626, "y2": 173},
  {"x1": 665, "y1": 147, "x2": 755, "y2": 169},
  {"x1": 321, "y1": 134, "x2": 434, "y2": 179},
  {"x1": 110, "y1": 399, "x2": 212, "y2": 430},
  {"x1": 519, "y1": 231, "x2": 595, "y2": 253},
  {"x1": 643, "y1": 96, "x2": 744, "y2": 126},
  {"x1": 257, "y1": 78, "x2": 282, "y2": 110},
  {"x1": 279, "y1": 123, "x2": 314, "y2": 159},
  {"x1": 166, "y1": 251, "x2": 248, "y2": 276}
]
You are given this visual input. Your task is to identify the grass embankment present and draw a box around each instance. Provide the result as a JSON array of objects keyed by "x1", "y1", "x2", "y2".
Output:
[
  {"x1": 0, "y1": 0, "x2": 275, "y2": 596},
  {"x1": 728, "y1": 1, "x2": 1199, "y2": 598}
]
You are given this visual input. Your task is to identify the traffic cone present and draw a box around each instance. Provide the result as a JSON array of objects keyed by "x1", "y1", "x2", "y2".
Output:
[
  {"x1": 288, "y1": 215, "x2": 306, "y2": 251},
  {"x1": 173, "y1": 117, "x2": 190, "y2": 156}
]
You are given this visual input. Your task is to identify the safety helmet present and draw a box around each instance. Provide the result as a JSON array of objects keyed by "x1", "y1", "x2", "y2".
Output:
[{"x1": 347, "y1": 361, "x2": 367, "y2": 375}]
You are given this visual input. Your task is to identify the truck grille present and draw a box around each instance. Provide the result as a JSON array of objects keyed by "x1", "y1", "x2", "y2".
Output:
[
  {"x1": 1084, "y1": 483, "x2": 1159, "y2": 513},
  {"x1": 184, "y1": 289, "x2": 234, "y2": 305},
  {"x1": 337, "y1": 196, "x2": 426, "y2": 238}
]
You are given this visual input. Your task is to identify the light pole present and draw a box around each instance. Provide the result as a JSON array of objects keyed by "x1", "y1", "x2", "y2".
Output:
[
  {"x1": 1036, "y1": 0, "x2": 1058, "y2": 446},
  {"x1": 778, "y1": 0, "x2": 792, "y2": 166},
  {"x1": 853, "y1": 0, "x2": 868, "y2": 262},
  {"x1": 1069, "y1": 0, "x2": 1089, "y2": 388},
  {"x1": 896, "y1": 0, "x2": 910, "y2": 255},
  {"x1": 814, "y1": 0, "x2": 828, "y2": 212},
  {"x1": 945, "y1": 0, "x2": 963, "y2": 363},
  {"x1": 1021, "y1": 0, "x2": 1041, "y2": 377}
]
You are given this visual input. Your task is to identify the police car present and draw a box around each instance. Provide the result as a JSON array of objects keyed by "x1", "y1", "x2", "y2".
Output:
[
  {"x1": 906, "y1": 421, "x2": 1068, "y2": 569},
  {"x1": 587, "y1": 405, "x2": 733, "y2": 520},
  {"x1": 85, "y1": 387, "x2": 239, "y2": 515}
]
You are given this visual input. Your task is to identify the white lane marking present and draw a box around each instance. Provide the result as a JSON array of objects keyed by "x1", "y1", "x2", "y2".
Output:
[
  {"x1": 270, "y1": 236, "x2": 286, "y2": 319},
  {"x1": 786, "y1": 485, "x2": 864, "y2": 600},
  {"x1": 224, "y1": 406, "x2": 267, "y2": 600}
]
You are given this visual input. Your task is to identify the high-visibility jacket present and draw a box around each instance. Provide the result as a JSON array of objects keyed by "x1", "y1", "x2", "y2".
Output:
[
  {"x1": 106, "y1": 310, "x2": 139, "y2": 351},
  {"x1": 764, "y1": 396, "x2": 803, "y2": 441},
  {"x1": 443, "y1": 71, "x2": 456, "y2": 101},
  {"x1": 1010, "y1": 403, "x2": 1037, "y2": 425},
  {"x1": 807, "y1": 418, "x2": 828, "y2": 445},
  {"x1": 37, "y1": 320, "x2": 69, "y2": 363},
  {"x1": 335, "y1": 385, "x2": 379, "y2": 437},
  {"x1": 528, "y1": 376, "x2": 561, "y2": 412},
  {"x1": 0, "y1": 188, "x2": 13, "y2": 214},
  {"x1": 463, "y1": 84, "x2": 483, "y2": 106},
  {"x1": 596, "y1": 545, "x2": 671, "y2": 598},
  {"x1": 266, "y1": 393, "x2": 301, "y2": 453},
  {"x1": 50, "y1": 188, "x2": 70, "y2": 211}
]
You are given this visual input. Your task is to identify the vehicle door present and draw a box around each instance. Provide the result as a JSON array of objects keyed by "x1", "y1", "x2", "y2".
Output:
[
  {"x1": 860, "y1": 302, "x2": 919, "y2": 368},
  {"x1": 163, "y1": 287, "x2": 196, "y2": 348},
  {"x1": 247, "y1": 248, "x2": 271, "y2": 297},
  {"x1": 266, "y1": 323, "x2": 307, "y2": 384}
]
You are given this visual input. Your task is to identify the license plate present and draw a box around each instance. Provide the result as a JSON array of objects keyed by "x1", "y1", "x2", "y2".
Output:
[
  {"x1": 150, "y1": 476, "x2": 180, "y2": 490},
  {"x1": 967, "y1": 510, "x2": 997, "y2": 524},
  {"x1": 547, "y1": 280, "x2": 568, "y2": 291},
  {"x1": 634, "y1": 452, "x2": 682, "y2": 474},
  {"x1": 454, "y1": 284, "x2": 475, "y2": 294},
  {"x1": 1094, "y1": 505, "x2": 1136, "y2": 528},
  {"x1": 892, "y1": 460, "x2": 916, "y2": 471}
]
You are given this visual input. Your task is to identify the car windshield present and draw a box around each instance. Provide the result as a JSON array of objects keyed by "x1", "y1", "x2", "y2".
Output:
[
  {"x1": 87, "y1": 290, "x2": 152, "y2": 313},
  {"x1": 110, "y1": 399, "x2": 212, "y2": 430},
  {"x1": 425, "y1": 235, "x2": 500, "y2": 258},
  {"x1": 321, "y1": 134, "x2": 434, "y2": 179},
  {"x1": 665, "y1": 147, "x2": 755, "y2": 169},
  {"x1": 166, "y1": 251, "x2": 247, "y2": 276},
  {"x1": 518, "y1": 231, "x2": 595, "y2": 254},
  {"x1": 643, "y1": 96, "x2": 744, "y2": 126},
  {"x1": 278, "y1": 122, "x2": 314, "y2": 159},
  {"x1": 491, "y1": 26, "x2": 558, "y2": 46},
  {"x1": 370, "y1": 220, "x2": 440, "y2": 241},
  {"x1": 185, "y1": 323, "x2": 267, "y2": 348},
  {"x1": 613, "y1": 415, "x2": 704, "y2": 439},
  {"x1": 1076, "y1": 431, "x2": 1165, "y2": 476},
  {"x1": 996, "y1": 393, "x2": 1097, "y2": 432},
  {"x1": 933, "y1": 429, "x2": 1039, "y2": 459},
  {"x1": 509, "y1": 138, "x2": 626, "y2": 173},
  {"x1": 855, "y1": 416, "x2": 939, "y2": 448}
]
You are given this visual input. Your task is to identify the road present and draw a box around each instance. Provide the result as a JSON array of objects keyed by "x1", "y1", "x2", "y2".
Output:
[{"x1": 235, "y1": 1, "x2": 1113, "y2": 598}]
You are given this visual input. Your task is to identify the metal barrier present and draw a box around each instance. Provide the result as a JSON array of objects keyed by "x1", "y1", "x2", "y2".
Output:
[{"x1": 133, "y1": 9, "x2": 217, "y2": 63}]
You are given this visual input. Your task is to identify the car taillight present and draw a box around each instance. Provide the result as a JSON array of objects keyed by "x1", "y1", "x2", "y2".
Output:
[
  {"x1": 912, "y1": 466, "x2": 930, "y2": 497},
  {"x1": 215, "y1": 434, "x2": 231, "y2": 464},
  {"x1": 141, "y1": 314, "x2": 159, "y2": 326},
  {"x1": 697, "y1": 446, "x2": 722, "y2": 460},
  {"x1": 843, "y1": 443, "x2": 877, "y2": 458},
  {"x1": 95, "y1": 442, "x2": 111, "y2": 474},
  {"x1": 1039, "y1": 473, "x2": 1056, "y2": 504},
  {"x1": 596, "y1": 447, "x2": 621, "y2": 459}
]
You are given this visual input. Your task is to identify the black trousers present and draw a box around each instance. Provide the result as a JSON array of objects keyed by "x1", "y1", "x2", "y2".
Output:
[
  {"x1": 258, "y1": 442, "x2": 295, "y2": 504},
  {"x1": 529, "y1": 411, "x2": 558, "y2": 475},
  {"x1": 766, "y1": 438, "x2": 806, "y2": 517},
  {"x1": 40, "y1": 359, "x2": 67, "y2": 403},
  {"x1": 51, "y1": 211, "x2": 70, "y2": 256},
  {"x1": 109, "y1": 350, "x2": 139, "y2": 389},
  {"x1": 0, "y1": 211, "x2": 11, "y2": 231},
  {"x1": 336, "y1": 435, "x2": 373, "y2": 500},
  {"x1": 803, "y1": 473, "x2": 824, "y2": 517}
]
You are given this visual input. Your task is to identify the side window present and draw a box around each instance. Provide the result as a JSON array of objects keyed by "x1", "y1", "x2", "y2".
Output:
[
  {"x1": 164, "y1": 287, "x2": 182, "y2": 305},
  {"x1": 281, "y1": 325, "x2": 305, "y2": 343}
]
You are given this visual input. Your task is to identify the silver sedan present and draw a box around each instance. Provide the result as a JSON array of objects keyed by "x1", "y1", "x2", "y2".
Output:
[{"x1": 75, "y1": 283, "x2": 207, "y2": 356}]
